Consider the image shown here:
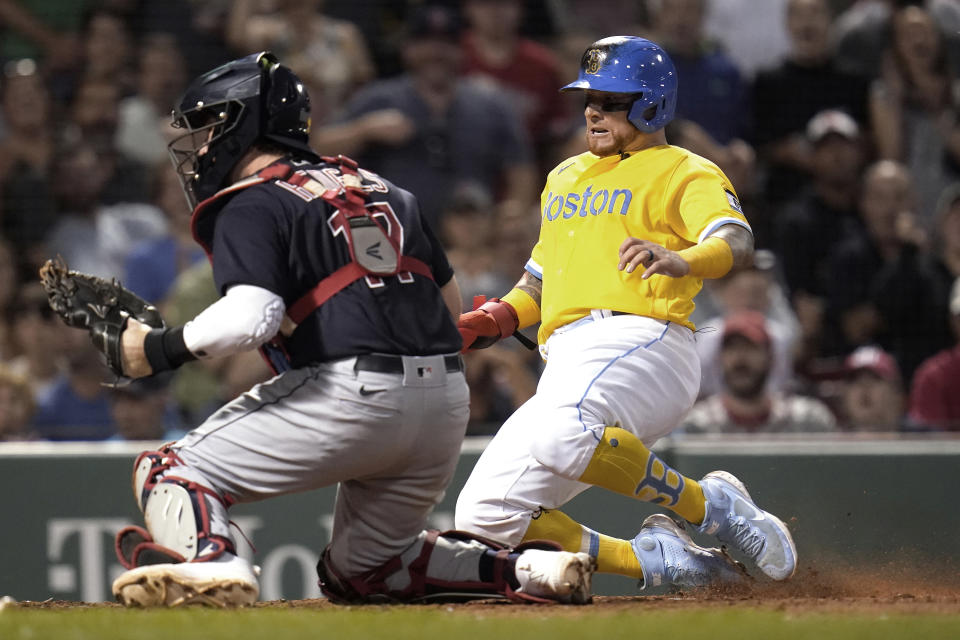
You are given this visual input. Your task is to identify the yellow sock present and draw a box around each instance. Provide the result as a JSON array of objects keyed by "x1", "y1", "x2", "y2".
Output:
[
  {"x1": 523, "y1": 508, "x2": 642, "y2": 579},
  {"x1": 578, "y1": 426, "x2": 706, "y2": 525}
]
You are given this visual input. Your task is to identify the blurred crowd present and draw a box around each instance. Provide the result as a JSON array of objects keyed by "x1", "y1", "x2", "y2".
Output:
[{"x1": 0, "y1": 0, "x2": 959, "y2": 442}]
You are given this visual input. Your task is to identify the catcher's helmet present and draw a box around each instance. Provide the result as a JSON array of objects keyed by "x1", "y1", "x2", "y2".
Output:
[
  {"x1": 168, "y1": 52, "x2": 320, "y2": 209},
  {"x1": 561, "y1": 36, "x2": 677, "y2": 133}
]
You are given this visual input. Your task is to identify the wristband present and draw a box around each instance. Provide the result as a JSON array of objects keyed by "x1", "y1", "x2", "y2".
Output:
[
  {"x1": 676, "y1": 236, "x2": 734, "y2": 279},
  {"x1": 501, "y1": 288, "x2": 540, "y2": 329},
  {"x1": 143, "y1": 327, "x2": 198, "y2": 373}
]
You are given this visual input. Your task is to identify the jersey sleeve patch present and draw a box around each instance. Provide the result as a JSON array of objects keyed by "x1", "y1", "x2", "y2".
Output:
[{"x1": 725, "y1": 189, "x2": 743, "y2": 214}]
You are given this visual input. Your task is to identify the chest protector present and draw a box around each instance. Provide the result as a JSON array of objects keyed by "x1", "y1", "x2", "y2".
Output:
[{"x1": 190, "y1": 155, "x2": 434, "y2": 373}]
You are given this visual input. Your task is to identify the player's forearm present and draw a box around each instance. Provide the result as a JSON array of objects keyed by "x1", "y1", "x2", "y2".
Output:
[
  {"x1": 501, "y1": 271, "x2": 542, "y2": 330},
  {"x1": 513, "y1": 270, "x2": 542, "y2": 307},
  {"x1": 709, "y1": 223, "x2": 754, "y2": 272}
]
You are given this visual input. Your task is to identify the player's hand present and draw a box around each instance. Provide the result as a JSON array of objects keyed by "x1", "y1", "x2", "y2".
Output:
[
  {"x1": 457, "y1": 297, "x2": 520, "y2": 352},
  {"x1": 618, "y1": 237, "x2": 690, "y2": 279},
  {"x1": 120, "y1": 318, "x2": 154, "y2": 379}
]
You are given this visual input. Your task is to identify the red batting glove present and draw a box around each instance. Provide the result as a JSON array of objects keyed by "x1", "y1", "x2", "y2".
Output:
[{"x1": 457, "y1": 296, "x2": 520, "y2": 352}]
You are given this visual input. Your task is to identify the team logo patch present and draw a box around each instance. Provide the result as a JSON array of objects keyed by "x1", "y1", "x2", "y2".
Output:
[
  {"x1": 584, "y1": 49, "x2": 603, "y2": 74},
  {"x1": 725, "y1": 189, "x2": 743, "y2": 214}
]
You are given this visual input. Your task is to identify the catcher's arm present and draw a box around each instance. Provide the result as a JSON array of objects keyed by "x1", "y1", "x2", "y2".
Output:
[
  {"x1": 128, "y1": 284, "x2": 286, "y2": 377},
  {"x1": 457, "y1": 271, "x2": 541, "y2": 352},
  {"x1": 39, "y1": 258, "x2": 166, "y2": 383}
]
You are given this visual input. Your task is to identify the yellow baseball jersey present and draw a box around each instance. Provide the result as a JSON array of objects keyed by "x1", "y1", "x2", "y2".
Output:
[{"x1": 527, "y1": 144, "x2": 751, "y2": 344}]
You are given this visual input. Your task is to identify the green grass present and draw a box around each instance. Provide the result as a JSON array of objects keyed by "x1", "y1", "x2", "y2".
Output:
[{"x1": 2, "y1": 607, "x2": 959, "y2": 640}]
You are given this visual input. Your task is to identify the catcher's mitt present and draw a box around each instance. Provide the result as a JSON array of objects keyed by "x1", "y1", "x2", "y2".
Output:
[{"x1": 39, "y1": 258, "x2": 165, "y2": 379}]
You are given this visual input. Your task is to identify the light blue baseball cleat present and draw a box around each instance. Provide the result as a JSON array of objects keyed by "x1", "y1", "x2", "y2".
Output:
[
  {"x1": 697, "y1": 470, "x2": 798, "y2": 581},
  {"x1": 632, "y1": 514, "x2": 748, "y2": 589}
]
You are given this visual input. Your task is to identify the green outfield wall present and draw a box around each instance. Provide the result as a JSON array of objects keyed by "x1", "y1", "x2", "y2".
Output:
[{"x1": 1, "y1": 435, "x2": 957, "y2": 602}]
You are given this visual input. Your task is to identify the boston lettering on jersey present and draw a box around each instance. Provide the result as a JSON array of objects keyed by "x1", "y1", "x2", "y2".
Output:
[{"x1": 541, "y1": 186, "x2": 633, "y2": 221}]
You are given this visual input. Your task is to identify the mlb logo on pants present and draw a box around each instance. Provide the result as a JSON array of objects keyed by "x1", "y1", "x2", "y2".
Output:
[{"x1": 418, "y1": 366, "x2": 433, "y2": 378}]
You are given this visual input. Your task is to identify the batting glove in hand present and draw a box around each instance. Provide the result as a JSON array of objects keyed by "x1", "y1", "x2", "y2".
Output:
[
  {"x1": 458, "y1": 295, "x2": 519, "y2": 351},
  {"x1": 39, "y1": 257, "x2": 165, "y2": 382}
]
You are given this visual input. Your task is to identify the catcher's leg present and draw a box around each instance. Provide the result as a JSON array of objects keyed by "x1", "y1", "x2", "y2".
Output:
[
  {"x1": 317, "y1": 529, "x2": 595, "y2": 604},
  {"x1": 112, "y1": 447, "x2": 259, "y2": 608}
]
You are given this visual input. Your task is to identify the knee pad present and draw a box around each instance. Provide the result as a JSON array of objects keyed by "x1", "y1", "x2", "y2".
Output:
[
  {"x1": 316, "y1": 530, "x2": 562, "y2": 604},
  {"x1": 117, "y1": 448, "x2": 234, "y2": 569}
]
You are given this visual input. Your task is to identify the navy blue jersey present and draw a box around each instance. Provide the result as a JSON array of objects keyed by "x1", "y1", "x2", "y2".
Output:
[{"x1": 202, "y1": 159, "x2": 462, "y2": 367}]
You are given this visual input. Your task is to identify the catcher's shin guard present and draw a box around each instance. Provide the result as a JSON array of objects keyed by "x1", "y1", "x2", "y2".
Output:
[
  {"x1": 117, "y1": 448, "x2": 235, "y2": 569},
  {"x1": 316, "y1": 530, "x2": 588, "y2": 604}
]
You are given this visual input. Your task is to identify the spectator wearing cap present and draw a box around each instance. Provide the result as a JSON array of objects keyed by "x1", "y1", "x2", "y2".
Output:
[
  {"x1": 108, "y1": 374, "x2": 186, "y2": 442},
  {"x1": 693, "y1": 249, "x2": 801, "y2": 400},
  {"x1": 751, "y1": 0, "x2": 870, "y2": 205},
  {"x1": 680, "y1": 310, "x2": 836, "y2": 435},
  {"x1": 908, "y1": 277, "x2": 960, "y2": 431},
  {"x1": 839, "y1": 345, "x2": 905, "y2": 431},
  {"x1": 313, "y1": 4, "x2": 536, "y2": 230},
  {"x1": 775, "y1": 109, "x2": 866, "y2": 366}
]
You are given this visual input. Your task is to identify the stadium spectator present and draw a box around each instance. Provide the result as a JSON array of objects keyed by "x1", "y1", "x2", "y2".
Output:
[
  {"x1": 751, "y1": 0, "x2": 870, "y2": 204},
  {"x1": 908, "y1": 276, "x2": 960, "y2": 431},
  {"x1": 0, "y1": 0, "x2": 83, "y2": 71},
  {"x1": 108, "y1": 374, "x2": 185, "y2": 442},
  {"x1": 870, "y1": 182, "x2": 960, "y2": 380},
  {"x1": 461, "y1": 0, "x2": 571, "y2": 167},
  {"x1": 649, "y1": 0, "x2": 748, "y2": 147},
  {"x1": 776, "y1": 109, "x2": 866, "y2": 364},
  {"x1": 694, "y1": 250, "x2": 800, "y2": 400},
  {"x1": 5, "y1": 282, "x2": 67, "y2": 400},
  {"x1": 123, "y1": 164, "x2": 205, "y2": 307},
  {"x1": 822, "y1": 160, "x2": 918, "y2": 358},
  {"x1": 0, "y1": 60, "x2": 57, "y2": 279},
  {"x1": 226, "y1": 0, "x2": 375, "y2": 125},
  {"x1": 312, "y1": 4, "x2": 536, "y2": 229},
  {"x1": 0, "y1": 363, "x2": 37, "y2": 441},
  {"x1": 30, "y1": 334, "x2": 117, "y2": 441},
  {"x1": 439, "y1": 182, "x2": 512, "y2": 310},
  {"x1": 838, "y1": 345, "x2": 906, "y2": 431},
  {"x1": 44, "y1": 137, "x2": 166, "y2": 280},
  {"x1": 78, "y1": 6, "x2": 136, "y2": 96},
  {"x1": 869, "y1": 3, "x2": 960, "y2": 224},
  {"x1": 116, "y1": 33, "x2": 188, "y2": 165},
  {"x1": 681, "y1": 310, "x2": 836, "y2": 434},
  {"x1": 703, "y1": 0, "x2": 791, "y2": 80},
  {"x1": 833, "y1": 0, "x2": 960, "y2": 79}
]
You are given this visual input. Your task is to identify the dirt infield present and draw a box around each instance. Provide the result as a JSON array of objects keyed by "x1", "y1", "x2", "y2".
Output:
[{"x1": 10, "y1": 567, "x2": 960, "y2": 616}]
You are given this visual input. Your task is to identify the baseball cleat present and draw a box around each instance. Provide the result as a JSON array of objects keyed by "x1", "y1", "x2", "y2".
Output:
[
  {"x1": 514, "y1": 549, "x2": 596, "y2": 604},
  {"x1": 112, "y1": 554, "x2": 259, "y2": 608},
  {"x1": 632, "y1": 513, "x2": 748, "y2": 589},
  {"x1": 697, "y1": 470, "x2": 797, "y2": 581}
]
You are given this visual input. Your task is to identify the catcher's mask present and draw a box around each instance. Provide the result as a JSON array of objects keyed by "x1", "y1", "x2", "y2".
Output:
[
  {"x1": 168, "y1": 51, "x2": 320, "y2": 210},
  {"x1": 561, "y1": 36, "x2": 678, "y2": 133}
]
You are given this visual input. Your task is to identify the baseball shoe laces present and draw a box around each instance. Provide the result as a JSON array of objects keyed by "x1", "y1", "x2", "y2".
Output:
[
  {"x1": 514, "y1": 549, "x2": 596, "y2": 604},
  {"x1": 697, "y1": 470, "x2": 798, "y2": 581},
  {"x1": 632, "y1": 513, "x2": 748, "y2": 589}
]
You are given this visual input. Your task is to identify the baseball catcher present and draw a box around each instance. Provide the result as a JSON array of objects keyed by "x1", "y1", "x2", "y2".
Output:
[
  {"x1": 75, "y1": 50, "x2": 595, "y2": 608},
  {"x1": 38, "y1": 257, "x2": 165, "y2": 383}
]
